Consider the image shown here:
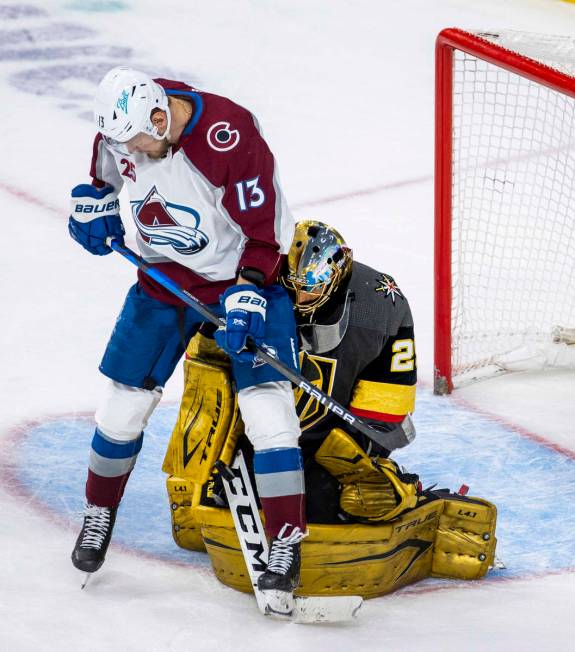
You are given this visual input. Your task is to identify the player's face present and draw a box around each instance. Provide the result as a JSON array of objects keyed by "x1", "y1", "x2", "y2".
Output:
[
  {"x1": 297, "y1": 289, "x2": 322, "y2": 305},
  {"x1": 126, "y1": 132, "x2": 170, "y2": 159}
]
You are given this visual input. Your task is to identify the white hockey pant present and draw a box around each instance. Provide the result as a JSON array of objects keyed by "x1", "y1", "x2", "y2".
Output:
[
  {"x1": 237, "y1": 380, "x2": 301, "y2": 451},
  {"x1": 95, "y1": 380, "x2": 162, "y2": 442}
]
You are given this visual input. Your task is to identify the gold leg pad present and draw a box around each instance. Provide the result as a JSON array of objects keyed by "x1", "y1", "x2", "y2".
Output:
[
  {"x1": 431, "y1": 495, "x2": 497, "y2": 580},
  {"x1": 166, "y1": 476, "x2": 206, "y2": 552}
]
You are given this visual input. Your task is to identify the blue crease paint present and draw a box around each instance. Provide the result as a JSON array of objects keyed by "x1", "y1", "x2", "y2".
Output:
[{"x1": 9, "y1": 388, "x2": 575, "y2": 578}]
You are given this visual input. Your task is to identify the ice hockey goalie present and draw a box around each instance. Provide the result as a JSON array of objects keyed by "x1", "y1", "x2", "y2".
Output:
[{"x1": 163, "y1": 221, "x2": 498, "y2": 598}]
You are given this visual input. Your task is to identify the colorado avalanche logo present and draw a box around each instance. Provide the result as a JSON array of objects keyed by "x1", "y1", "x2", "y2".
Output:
[
  {"x1": 207, "y1": 121, "x2": 240, "y2": 152},
  {"x1": 132, "y1": 186, "x2": 209, "y2": 255},
  {"x1": 252, "y1": 343, "x2": 278, "y2": 369}
]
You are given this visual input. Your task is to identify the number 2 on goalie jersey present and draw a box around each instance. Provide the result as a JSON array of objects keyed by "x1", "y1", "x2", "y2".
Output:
[{"x1": 391, "y1": 339, "x2": 415, "y2": 372}]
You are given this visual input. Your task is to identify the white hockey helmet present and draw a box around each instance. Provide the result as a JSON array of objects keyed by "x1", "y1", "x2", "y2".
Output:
[{"x1": 94, "y1": 66, "x2": 171, "y2": 145}]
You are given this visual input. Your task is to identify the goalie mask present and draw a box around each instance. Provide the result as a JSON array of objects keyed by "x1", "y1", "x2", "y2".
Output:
[
  {"x1": 94, "y1": 66, "x2": 171, "y2": 152},
  {"x1": 282, "y1": 221, "x2": 353, "y2": 317}
]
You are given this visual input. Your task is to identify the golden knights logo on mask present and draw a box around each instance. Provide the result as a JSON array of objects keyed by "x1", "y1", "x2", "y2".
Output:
[{"x1": 295, "y1": 351, "x2": 337, "y2": 431}]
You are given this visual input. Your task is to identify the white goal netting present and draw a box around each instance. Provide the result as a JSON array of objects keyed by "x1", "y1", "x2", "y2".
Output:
[{"x1": 450, "y1": 30, "x2": 575, "y2": 383}]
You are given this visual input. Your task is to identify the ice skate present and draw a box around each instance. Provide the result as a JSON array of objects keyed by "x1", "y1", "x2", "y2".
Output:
[
  {"x1": 257, "y1": 524, "x2": 305, "y2": 617},
  {"x1": 71, "y1": 503, "x2": 118, "y2": 576}
]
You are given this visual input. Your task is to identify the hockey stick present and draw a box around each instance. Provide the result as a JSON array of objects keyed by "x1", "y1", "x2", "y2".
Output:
[
  {"x1": 216, "y1": 451, "x2": 363, "y2": 623},
  {"x1": 109, "y1": 241, "x2": 414, "y2": 450}
]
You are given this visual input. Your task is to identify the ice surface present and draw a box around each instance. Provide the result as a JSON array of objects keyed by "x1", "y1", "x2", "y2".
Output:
[
  {"x1": 6, "y1": 392, "x2": 575, "y2": 576},
  {"x1": 1, "y1": 1, "x2": 575, "y2": 650}
]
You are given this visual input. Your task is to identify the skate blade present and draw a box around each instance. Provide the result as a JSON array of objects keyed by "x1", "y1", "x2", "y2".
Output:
[{"x1": 80, "y1": 572, "x2": 93, "y2": 589}]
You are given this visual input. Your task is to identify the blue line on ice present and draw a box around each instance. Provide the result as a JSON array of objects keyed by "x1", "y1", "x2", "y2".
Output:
[{"x1": 13, "y1": 388, "x2": 575, "y2": 577}]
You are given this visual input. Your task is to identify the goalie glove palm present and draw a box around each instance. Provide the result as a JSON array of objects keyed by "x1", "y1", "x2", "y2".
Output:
[
  {"x1": 216, "y1": 285, "x2": 267, "y2": 362},
  {"x1": 68, "y1": 184, "x2": 125, "y2": 256}
]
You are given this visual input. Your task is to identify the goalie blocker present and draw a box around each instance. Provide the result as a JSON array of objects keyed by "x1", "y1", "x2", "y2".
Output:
[{"x1": 163, "y1": 331, "x2": 497, "y2": 598}]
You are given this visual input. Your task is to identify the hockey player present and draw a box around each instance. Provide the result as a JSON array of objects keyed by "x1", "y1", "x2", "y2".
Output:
[
  {"x1": 280, "y1": 220, "x2": 418, "y2": 523},
  {"x1": 68, "y1": 67, "x2": 306, "y2": 608},
  {"x1": 167, "y1": 226, "x2": 499, "y2": 598},
  {"x1": 170, "y1": 220, "x2": 418, "y2": 529}
]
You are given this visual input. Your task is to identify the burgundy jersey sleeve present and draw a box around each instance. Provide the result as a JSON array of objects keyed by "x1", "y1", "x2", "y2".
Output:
[
  {"x1": 179, "y1": 93, "x2": 294, "y2": 285},
  {"x1": 220, "y1": 120, "x2": 288, "y2": 282}
]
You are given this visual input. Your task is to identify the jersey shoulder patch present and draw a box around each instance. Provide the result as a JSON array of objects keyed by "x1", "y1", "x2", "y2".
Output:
[
  {"x1": 374, "y1": 273, "x2": 403, "y2": 303},
  {"x1": 180, "y1": 93, "x2": 270, "y2": 191},
  {"x1": 196, "y1": 93, "x2": 255, "y2": 148},
  {"x1": 348, "y1": 263, "x2": 412, "y2": 332}
]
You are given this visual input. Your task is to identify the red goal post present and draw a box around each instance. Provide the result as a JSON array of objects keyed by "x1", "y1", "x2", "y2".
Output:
[{"x1": 434, "y1": 28, "x2": 575, "y2": 394}]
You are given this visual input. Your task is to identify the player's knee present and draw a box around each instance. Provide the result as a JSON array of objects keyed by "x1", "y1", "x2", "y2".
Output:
[
  {"x1": 95, "y1": 380, "x2": 162, "y2": 441},
  {"x1": 238, "y1": 381, "x2": 300, "y2": 450}
]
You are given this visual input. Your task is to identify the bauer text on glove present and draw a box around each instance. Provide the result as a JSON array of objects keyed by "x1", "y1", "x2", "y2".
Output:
[
  {"x1": 215, "y1": 285, "x2": 267, "y2": 360},
  {"x1": 68, "y1": 184, "x2": 125, "y2": 256}
]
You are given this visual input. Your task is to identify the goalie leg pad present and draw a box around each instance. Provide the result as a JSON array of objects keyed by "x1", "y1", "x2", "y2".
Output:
[
  {"x1": 315, "y1": 428, "x2": 418, "y2": 521},
  {"x1": 163, "y1": 332, "x2": 238, "y2": 483},
  {"x1": 431, "y1": 494, "x2": 497, "y2": 580},
  {"x1": 166, "y1": 476, "x2": 206, "y2": 552},
  {"x1": 163, "y1": 331, "x2": 239, "y2": 547}
]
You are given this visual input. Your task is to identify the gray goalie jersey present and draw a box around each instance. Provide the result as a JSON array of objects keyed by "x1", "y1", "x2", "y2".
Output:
[{"x1": 295, "y1": 261, "x2": 416, "y2": 445}]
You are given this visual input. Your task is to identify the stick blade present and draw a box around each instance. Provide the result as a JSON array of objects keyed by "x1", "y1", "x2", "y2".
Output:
[{"x1": 292, "y1": 595, "x2": 363, "y2": 624}]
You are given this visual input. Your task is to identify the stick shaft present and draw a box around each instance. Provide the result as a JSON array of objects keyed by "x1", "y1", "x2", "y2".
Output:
[{"x1": 110, "y1": 241, "x2": 413, "y2": 449}]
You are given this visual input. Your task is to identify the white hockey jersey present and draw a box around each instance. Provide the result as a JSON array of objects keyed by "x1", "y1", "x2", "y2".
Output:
[{"x1": 90, "y1": 79, "x2": 294, "y2": 305}]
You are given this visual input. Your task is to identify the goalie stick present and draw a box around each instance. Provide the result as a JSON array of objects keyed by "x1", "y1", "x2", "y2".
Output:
[
  {"x1": 216, "y1": 452, "x2": 363, "y2": 623},
  {"x1": 109, "y1": 241, "x2": 414, "y2": 451}
]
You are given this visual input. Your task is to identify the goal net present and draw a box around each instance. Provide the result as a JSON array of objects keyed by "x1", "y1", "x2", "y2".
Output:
[{"x1": 434, "y1": 28, "x2": 575, "y2": 394}]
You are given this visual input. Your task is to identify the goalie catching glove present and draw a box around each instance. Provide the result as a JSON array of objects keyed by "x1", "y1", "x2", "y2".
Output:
[
  {"x1": 315, "y1": 427, "x2": 419, "y2": 521},
  {"x1": 69, "y1": 184, "x2": 125, "y2": 255}
]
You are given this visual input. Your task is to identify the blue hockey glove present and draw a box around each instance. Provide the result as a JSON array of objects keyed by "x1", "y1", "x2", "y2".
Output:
[
  {"x1": 215, "y1": 284, "x2": 267, "y2": 362},
  {"x1": 68, "y1": 184, "x2": 125, "y2": 256}
]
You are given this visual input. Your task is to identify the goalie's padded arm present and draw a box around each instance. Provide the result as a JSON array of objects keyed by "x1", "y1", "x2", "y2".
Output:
[{"x1": 349, "y1": 325, "x2": 417, "y2": 425}]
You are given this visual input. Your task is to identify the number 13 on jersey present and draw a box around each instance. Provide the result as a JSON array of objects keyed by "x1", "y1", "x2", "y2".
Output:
[{"x1": 235, "y1": 176, "x2": 266, "y2": 211}]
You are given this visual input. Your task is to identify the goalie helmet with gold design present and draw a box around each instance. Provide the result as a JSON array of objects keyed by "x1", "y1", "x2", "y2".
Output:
[{"x1": 281, "y1": 221, "x2": 353, "y2": 318}]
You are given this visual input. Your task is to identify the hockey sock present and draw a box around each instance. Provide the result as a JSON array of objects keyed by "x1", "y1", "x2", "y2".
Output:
[
  {"x1": 253, "y1": 447, "x2": 306, "y2": 538},
  {"x1": 86, "y1": 428, "x2": 143, "y2": 507}
]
